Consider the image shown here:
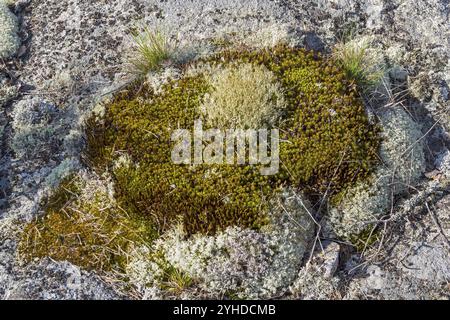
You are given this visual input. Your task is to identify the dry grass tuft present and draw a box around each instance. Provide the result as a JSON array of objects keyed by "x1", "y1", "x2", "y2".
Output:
[
  {"x1": 333, "y1": 37, "x2": 385, "y2": 90},
  {"x1": 18, "y1": 174, "x2": 156, "y2": 272},
  {"x1": 127, "y1": 26, "x2": 174, "y2": 76}
]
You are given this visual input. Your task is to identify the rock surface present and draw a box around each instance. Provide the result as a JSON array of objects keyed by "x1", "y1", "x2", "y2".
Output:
[{"x1": 0, "y1": 0, "x2": 449, "y2": 299}]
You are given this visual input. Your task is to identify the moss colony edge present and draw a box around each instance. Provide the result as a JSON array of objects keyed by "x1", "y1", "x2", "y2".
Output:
[{"x1": 20, "y1": 45, "x2": 381, "y2": 276}]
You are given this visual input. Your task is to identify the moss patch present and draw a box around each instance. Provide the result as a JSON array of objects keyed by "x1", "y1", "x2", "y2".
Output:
[
  {"x1": 19, "y1": 175, "x2": 155, "y2": 272},
  {"x1": 84, "y1": 45, "x2": 380, "y2": 237},
  {"x1": 86, "y1": 76, "x2": 274, "y2": 236},
  {"x1": 204, "y1": 47, "x2": 381, "y2": 192},
  {"x1": 21, "y1": 45, "x2": 381, "y2": 270}
]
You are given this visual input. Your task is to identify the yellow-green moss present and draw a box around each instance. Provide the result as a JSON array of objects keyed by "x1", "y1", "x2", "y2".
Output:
[
  {"x1": 82, "y1": 45, "x2": 380, "y2": 238},
  {"x1": 204, "y1": 46, "x2": 381, "y2": 193},
  {"x1": 19, "y1": 46, "x2": 382, "y2": 275},
  {"x1": 19, "y1": 175, "x2": 156, "y2": 272},
  {"x1": 85, "y1": 75, "x2": 275, "y2": 236},
  {"x1": 348, "y1": 227, "x2": 381, "y2": 252}
]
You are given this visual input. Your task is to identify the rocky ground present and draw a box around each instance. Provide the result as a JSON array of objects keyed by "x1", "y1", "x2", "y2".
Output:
[{"x1": 0, "y1": 0, "x2": 449, "y2": 299}]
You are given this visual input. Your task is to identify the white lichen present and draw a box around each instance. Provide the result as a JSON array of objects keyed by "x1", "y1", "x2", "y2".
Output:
[
  {"x1": 145, "y1": 189, "x2": 315, "y2": 298},
  {"x1": 113, "y1": 153, "x2": 133, "y2": 171},
  {"x1": 290, "y1": 265, "x2": 341, "y2": 300},
  {"x1": 329, "y1": 107, "x2": 426, "y2": 239},
  {"x1": 145, "y1": 66, "x2": 181, "y2": 94},
  {"x1": 231, "y1": 23, "x2": 298, "y2": 49},
  {"x1": 200, "y1": 63, "x2": 286, "y2": 128},
  {"x1": 90, "y1": 101, "x2": 107, "y2": 120},
  {"x1": 44, "y1": 157, "x2": 80, "y2": 189},
  {"x1": 11, "y1": 97, "x2": 82, "y2": 162},
  {"x1": 329, "y1": 169, "x2": 391, "y2": 239},
  {"x1": 378, "y1": 107, "x2": 426, "y2": 192},
  {"x1": 0, "y1": 1, "x2": 20, "y2": 59},
  {"x1": 10, "y1": 98, "x2": 60, "y2": 160},
  {"x1": 125, "y1": 245, "x2": 164, "y2": 293}
]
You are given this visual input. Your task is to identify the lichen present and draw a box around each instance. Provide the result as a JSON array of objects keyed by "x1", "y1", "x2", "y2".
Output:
[
  {"x1": 44, "y1": 158, "x2": 80, "y2": 189},
  {"x1": 200, "y1": 63, "x2": 286, "y2": 128},
  {"x1": 85, "y1": 45, "x2": 381, "y2": 237},
  {"x1": 378, "y1": 107, "x2": 426, "y2": 192},
  {"x1": 290, "y1": 266, "x2": 341, "y2": 300},
  {"x1": 0, "y1": 1, "x2": 19, "y2": 59},
  {"x1": 150, "y1": 189, "x2": 314, "y2": 298},
  {"x1": 10, "y1": 98, "x2": 61, "y2": 161},
  {"x1": 20, "y1": 45, "x2": 383, "y2": 294},
  {"x1": 329, "y1": 169, "x2": 390, "y2": 240},
  {"x1": 329, "y1": 107, "x2": 426, "y2": 242}
]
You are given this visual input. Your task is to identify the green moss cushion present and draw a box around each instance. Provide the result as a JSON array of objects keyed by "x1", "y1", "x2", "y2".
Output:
[{"x1": 85, "y1": 45, "x2": 380, "y2": 237}]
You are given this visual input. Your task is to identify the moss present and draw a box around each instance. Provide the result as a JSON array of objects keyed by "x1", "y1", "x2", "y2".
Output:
[
  {"x1": 199, "y1": 46, "x2": 381, "y2": 193},
  {"x1": 21, "y1": 46, "x2": 382, "y2": 271},
  {"x1": 19, "y1": 174, "x2": 156, "y2": 272},
  {"x1": 19, "y1": 46, "x2": 380, "y2": 284},
  {"x1": 86, "y1": 75, "x2": 276, "y2": 236},
  {"x1": 84, "y1": 45, "x2": 380, "y2": 238}
]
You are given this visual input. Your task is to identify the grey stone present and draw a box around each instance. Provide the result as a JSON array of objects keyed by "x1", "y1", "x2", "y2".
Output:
[
  {"x1": 1, "y1": 0, "x2": 449, "y2": 300},
  {"x1": 4, "y1": 259, "x2": 122, "y2": 300}
]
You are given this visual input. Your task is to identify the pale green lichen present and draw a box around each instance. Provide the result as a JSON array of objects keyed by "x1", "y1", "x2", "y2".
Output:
[
  {"x1": 147, "y1": 189, "x2": 315, "y2": 299},
  {"x1": 378, "y1": 107, "x2": 426, "y2": 192},
  {"x1": 125, "y1": 245, "x2": 195, "y2": 297},
  {"x1": 125, "y1": 245, "x2": 165, "y2": 293},
  {"x1": 0, "y1": 1, "x2": 19, "y2": 59},
  {"x1": 44, "y1": 157, "x2": 80, "y2": 188},
  {"x1": 200, "y1": 63, "x2": 286, "y2": 128},
  {"x1": 329, "y1": 169, "x2": 391, "y2": 240},
  {"x1": 10, "y1": 98, "x2": 59, "y2": 160},
  {"x1": 329, "y1": 107, "x2": 426, "y2": 241}
]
